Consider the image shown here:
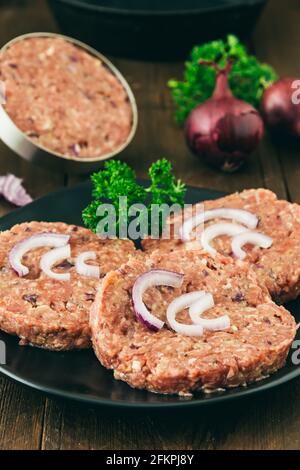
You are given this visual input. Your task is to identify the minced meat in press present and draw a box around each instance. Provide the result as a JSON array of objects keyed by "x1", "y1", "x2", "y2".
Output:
[{"x1": 0, "y1": 36, "x2": 133, "y2": 158}]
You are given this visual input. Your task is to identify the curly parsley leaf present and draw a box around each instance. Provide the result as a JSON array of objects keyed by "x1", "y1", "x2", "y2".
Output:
[
  {"x1": 147, "y1": 159, "x2": 186, "y2": 206},
  {"x1": 82, "y1": 158, "x2": 186, "y2": 237},
  {"x1": 168, "y1": 35, "x2": 278, "y2": 125}
]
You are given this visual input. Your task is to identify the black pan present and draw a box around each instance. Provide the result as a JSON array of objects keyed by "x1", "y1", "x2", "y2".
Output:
[{"x1": 47, "y1": 0, "x2": 267, "y2": 60}]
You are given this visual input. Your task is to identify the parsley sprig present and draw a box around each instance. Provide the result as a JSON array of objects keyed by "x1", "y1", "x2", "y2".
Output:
[
  {"x1": 82, "y1": 159, "x2": 186, "y2": 237},
  {"x1": 168, "y1": 35, "x2": 278, "y2": 124}
]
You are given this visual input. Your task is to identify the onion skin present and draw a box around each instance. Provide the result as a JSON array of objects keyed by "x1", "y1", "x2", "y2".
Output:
[
  {"x1": 261, "y1": 78, "x2": 300, "y2": 137},
  {"x1": 184, "y1": 63, "x2": 264, "y2": 172}
]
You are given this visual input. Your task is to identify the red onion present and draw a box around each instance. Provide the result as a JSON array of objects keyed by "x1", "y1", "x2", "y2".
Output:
[
  {"x1": 40, "y1": 244, "x2": 71, "y2": 281},
  {"x1": 132, "y1": 270, "x2": 184, "y2": 332},
  {"x1": 261, "y1": 78, "x2": 300, "y2": 137},
  {"x1": 132, "y1": 272, "x2": 229, "y2": 336},
  {"x1": 184, "y1": 61, "x2": 264, "y2": 172},
  {"x1": 0, "y1": 174, "x2": 32, "y2": 206},
  {"x1": 231, "y1": 231, "x2": 273, "y2": 260},
  {"x1": 9, "y1": 233, "x2": 70, "y2": 277},
  {"x1": 166, "y1": 291, "x2": 205, "y2": 337},
  {"x1": 189, "y1": 293, "x2": 230, "y2": 331},
  {"x1": 179, "y1": 208, "x2": 258, "y2": 242},
  {"x1": 201, "y1": 222, "x2": 248, "y2": 256},
  {"x1": 75, "y1": 251, "x2": 100, "y2": 278}
]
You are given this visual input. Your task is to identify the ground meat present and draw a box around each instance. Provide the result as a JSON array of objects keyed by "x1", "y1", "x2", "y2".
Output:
[
  {"x1": 0, "y1": 221, "x2": 135, "y2": 350},
  {"x1": 0, "y1": 36, "x2": 133, "y2": 158},
  {"x1": 90, "y1": 250, "x2": 296, "y2": 395},
  {"x1": 142, "y1": 189, "x2": 300, "y2": 303}
]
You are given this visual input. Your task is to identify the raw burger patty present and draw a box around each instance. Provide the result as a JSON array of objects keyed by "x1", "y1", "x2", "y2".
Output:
[
  {"x1": 91, "y1": 250, "x2": 296, "y2": 395},
  {"x1": 142, "y1": 189, "x2": 300, "y2": 303},
  {"x1": 0, "y1": 36, "x2": 133, "y2": 158},
  {"x1": 0, "y1": 221, "x2": 135, "y2": 350}
]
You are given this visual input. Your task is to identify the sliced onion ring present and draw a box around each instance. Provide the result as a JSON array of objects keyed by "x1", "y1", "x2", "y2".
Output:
[
  {"x1": 166, "y1": 291, "x2": 206, "y2": 337},
  {"x1": 201, "y1": 222, "x2": 248, "y2": 256},
  {"x1": 9, "y1": 233, "x2": 70, "y2": 277},
  {"x1": 40, "y1": 244, "x2": 71, "y2": 281},
  {"x1": 132, "y1": 270, "x2": 184, "y2": 331},
  {"x1": 231, "y1": 231, "x2": 273, "y2": 260},
  {"x1": 75, "y1": 251, "x2": 100, "y2": 278},
  {"x1": 189, "y1": 293, "x2": 230, "y2": 331},
  {"x1": 180, "y1": 208, "x2": 258, "y2": 242}
]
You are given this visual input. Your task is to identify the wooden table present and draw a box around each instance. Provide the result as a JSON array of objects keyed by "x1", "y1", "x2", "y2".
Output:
[{"x1": 0, "y1": 0, "x2": 300, "y2": 450}]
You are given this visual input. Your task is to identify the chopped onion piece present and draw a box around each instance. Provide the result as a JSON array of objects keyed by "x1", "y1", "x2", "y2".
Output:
[
  {"x1": 166, "y1": 291, "x2": 206, "y2": 336},
  {"x1": 132, "y1": 270, "x2": 184, "y2": 332},
  {"x1": 40, "y1": 244, "x2": 71, "y2": 281},
  {"x1": 75, "y1": 251, "x2": 100, "y2": 278},
  {"x1": 231, "y1": 231, "x2": 273, "y2": 260},
  {"x1": 189, "y1": 293, "x2": 230, "y2": 331},
  {"x1": 201, "y1": 222, "x2": 248, "y2": 256},
  {"x1": 0, "y1": 174, "x2": 32, "y2": 206},
  {"x1": 180, "y1": 208, "x2": 258, "y2": 242},
  {"x1": 9, "y1": 233, "x2": 70, "y2": 277}
]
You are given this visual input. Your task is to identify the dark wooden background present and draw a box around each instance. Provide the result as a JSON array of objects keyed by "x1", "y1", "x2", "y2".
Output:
[{"x1": 0, "y1": 0, "x2": 300, "y2": 450}]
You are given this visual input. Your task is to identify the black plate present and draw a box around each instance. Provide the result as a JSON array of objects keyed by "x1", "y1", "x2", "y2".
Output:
[
  {"x1": 48, "y1": 0, "x2": 267, "y2": 60},
  {"x1": 0, "y1": 181, "x2": 299, "y2": 409}
]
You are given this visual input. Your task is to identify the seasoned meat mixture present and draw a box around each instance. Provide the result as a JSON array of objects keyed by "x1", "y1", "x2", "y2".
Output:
[
  {"x1": 0, "y1": 36, "x2": 133, "y2": 158},
  {"x1": 142, "y1": 189, "x2": 300, "y2": 303},
  {"x1": 0, "y1": 221, "x2": 135, "y2": 350},
  {"x1": 91, "y1": 250, "x2": 296, "y2": 395}
]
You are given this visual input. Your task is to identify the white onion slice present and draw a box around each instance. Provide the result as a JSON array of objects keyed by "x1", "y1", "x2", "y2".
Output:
[
  {"x1": 132, "y1": 270, "x2": 184, "y2": 332},
  {"x1": 166, "y1": 291, "x2": 206, "y2": 336},
  {"x1": 189, "y1": 293, "x2": 230, "y2": 331},
  {"x1": 231, "y1": 231, "x2": 273, "y2": 260},
  {"x1": 75, "y1": 251, "x2": 100, "y2": 278},
  {"x1": 9, "y1": 233, "x2": 70, "y2": 277},
  {"x1": 201, "y1": 222, "x2": 248, "y2": 256},
  {"x1": 40, "y1": 244, "x2": 71, "y2": 281},
  {"x1": 180, "y1": 208, "x2": 258, "y2": 242}
]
